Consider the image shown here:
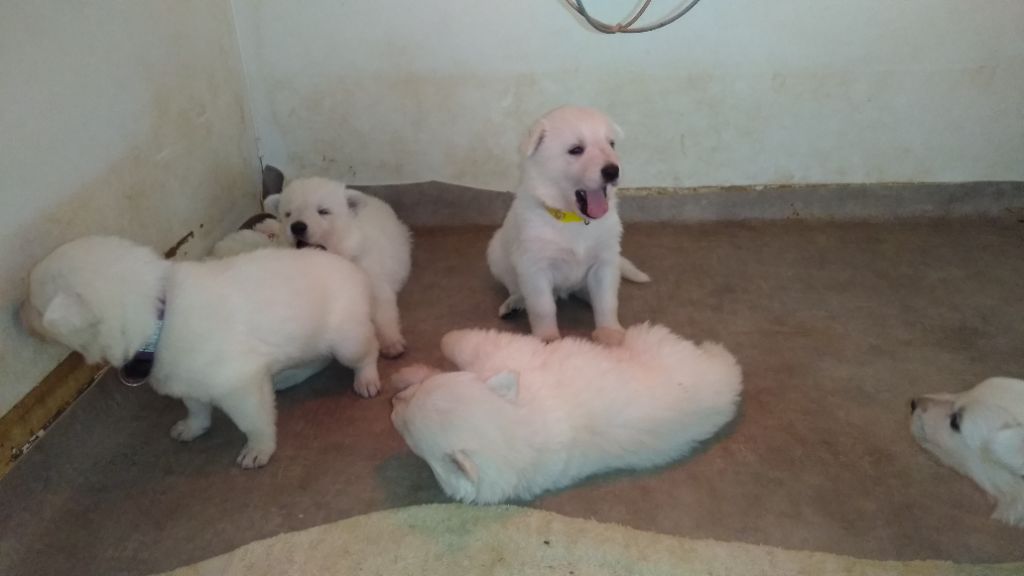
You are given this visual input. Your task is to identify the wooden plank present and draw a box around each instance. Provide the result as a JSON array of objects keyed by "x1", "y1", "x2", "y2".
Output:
[{"x1": 0, "y1": 354, "x2": 105, "y2": 476}]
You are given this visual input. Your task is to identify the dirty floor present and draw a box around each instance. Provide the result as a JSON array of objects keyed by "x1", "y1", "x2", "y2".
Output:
[{"x1": 2, "y1": 220, "x2": 1023, "y2": 575}]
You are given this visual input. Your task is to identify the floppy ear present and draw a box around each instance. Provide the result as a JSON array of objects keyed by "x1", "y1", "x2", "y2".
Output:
[
  {"x1": 520, "y1": 119, "x2": 546, "y2": 157},
  {"x1": 610, "y1": 121, "x2": 625, "y2": 140},
  {"x1": 263, "y1": 193, "x2": 282, "y2": 216},
  {"x1": 989, "y1": 427, "x2": 1024, "y2": 475},
  {"x1": 449, "y1": 450, "x2": 479, "y2": 484},
  {"x1": 346, "y1": 193, "x2": 362, "y2": 214},
  {"x1": 484, "y1": 371, "x2": 519, "y2": 401},
  {"x1": 262, "y1": 165, "x2": 285, "y2": 199},
  {"x1": 41, "y1": 292, "x2": 94, "y2": 335}
]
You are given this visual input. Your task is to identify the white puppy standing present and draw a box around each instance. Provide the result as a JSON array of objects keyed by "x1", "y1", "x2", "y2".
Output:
[
  {"x1": 390, "y1": 324, "x2": 742, "y2": 504},
  {"x1": 488, "y1": 106, "x2": 650, "y2": 346},
  {"x1": 266, "y1": 178, "x2": 412, "y2": 358},
  {"x1": 911, "y1": 377, "x2": 1024, "y2": 526},
  {"x1": 21, "y1": 236, "x2": 381, "y2": 469}
]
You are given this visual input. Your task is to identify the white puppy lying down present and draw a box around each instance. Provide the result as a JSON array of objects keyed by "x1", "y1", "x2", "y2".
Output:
[
  {"x1": 266, "y1": 178, "x2": 412, "y2": 358},
  {"x1": 21, "y1": 236, "x2": 380, "y2": 468},
  {"x1": 911, "y1": 377, "x2": 1024, "y2": 526},
  {"x1": 487, "y1": 106, "x2": 650, "y2": 347},
  {"x1": 390, "y1": 324, "x2": 743, "y2": 504}
]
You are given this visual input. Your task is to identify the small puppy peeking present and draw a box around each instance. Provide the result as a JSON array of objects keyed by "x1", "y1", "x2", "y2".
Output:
[
  {"x1": 266, "y1": 177, "x2": 412, "y2": 358},
  {"x1": 487, "y1": 106, "x2": 650, "y2": 346},
  {"x1": 911, "y1": 377, "x2": 1024, "y2": 526}
]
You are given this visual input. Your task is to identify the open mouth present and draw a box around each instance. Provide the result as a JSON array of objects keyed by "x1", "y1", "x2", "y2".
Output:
[
  {"x1": 294, "y1": 239, "x2": 326, "y2": 250},
  {"x1": 574, "y1": 187, "x2": 610, "y2": 220}
]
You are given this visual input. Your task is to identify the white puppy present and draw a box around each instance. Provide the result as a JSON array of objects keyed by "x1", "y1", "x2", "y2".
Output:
[
  {"x1": 266, "y1": 178, "x2": 412, "y2": 358},
  {"x1": 487, "y1": 106, "x2": 650, "y2": 346},
  {"x1": 21, "y1": 236, "x2": 381, "y2": 469},
  {"x1": 911, "y1": 377, "x2": 1024, "y2": 526},
  {"x1": 390, "y1": 323, "x2": 742, "y2": 504}
]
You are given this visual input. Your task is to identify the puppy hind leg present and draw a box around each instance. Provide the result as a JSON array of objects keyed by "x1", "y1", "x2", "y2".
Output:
[
  {"x1": 331, "y1": 328, "x2": 381, "y2": 398},
  {"x1": 170, "y1": 397, "x2": 213, "y2": 442},
  {"x1": 371, "y1": 283, "x2": 406, "y2": 358},
  {"x1": 217, "y1": 377, "x2": 277, "y2": 469}
]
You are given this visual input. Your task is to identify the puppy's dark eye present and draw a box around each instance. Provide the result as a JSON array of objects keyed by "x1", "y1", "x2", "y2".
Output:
[
  {"x1": 284, "y1": 212, "x2": 291, "y2": 218},
  {"x1": 609, "y1": 140, "x2": 616, "y2": 149},
  {"x1": 949, "y1": 411, "x2": 961, "y2": 432},
  {"x1": 568, "y1": 145, "x2": 584, "y2": 156},
  {"x1": 317, "y1": 208, "x2": 330, "y2": 216}
]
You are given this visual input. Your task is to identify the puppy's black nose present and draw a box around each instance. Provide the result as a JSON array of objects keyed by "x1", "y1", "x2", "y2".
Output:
[
  {"x1": 910, "y1": 399, "x2": 918, "y2": 413},
  {"x1": 601, "y1": 163, "x2": 620, "y2": 182},
  {"x1": 290, "y1": 221, "x2": 307, "y2": 237}
]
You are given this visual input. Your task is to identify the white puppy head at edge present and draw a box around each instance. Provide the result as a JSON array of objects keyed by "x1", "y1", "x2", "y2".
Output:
[
  {"x1": 265, "y1": 177, "x2": 362, "y2": 251},
  {"x1": 390, "y1": 368, "x2": 523, "y2": 504},
  {"x1": 911, "y1": 377, "x2": 1024, "y2": 526},
  {"x1": 21, "y1": 236, "x2": 167, "y2": 367},
  {"x1": 520, "y1": 106, "x2": 623, "y2": 221}
]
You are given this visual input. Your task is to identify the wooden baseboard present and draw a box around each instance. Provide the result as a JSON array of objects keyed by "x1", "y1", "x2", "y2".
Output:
[{"x1": 0, "y1": 354, "x2": 106, "y2": 477}]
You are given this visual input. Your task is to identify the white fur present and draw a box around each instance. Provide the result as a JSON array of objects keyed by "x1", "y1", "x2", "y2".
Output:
[
  {"x1": 390, "y1": 323, "x2": 743, "y2": 504},
  {"x1": 266, "y1": 178, "x2": 412, "y2": 358},
  {"x1": 911, "y1": 377, "x2": 1024, "y2": 526},
  {"x1": 487, "y1": 106, "x2": 650, "y2": 346},
  {"x1": 209, "y1": 219, "x2": 287, "y2": 259},
  {"x1": 23, "y1": 236, "x2": 381, "y2": 469}
]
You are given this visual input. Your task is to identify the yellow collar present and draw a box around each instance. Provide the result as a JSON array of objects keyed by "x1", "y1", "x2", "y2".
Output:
[{"x1": 545, "y1": 206, "x2": 588, "y2": 224}]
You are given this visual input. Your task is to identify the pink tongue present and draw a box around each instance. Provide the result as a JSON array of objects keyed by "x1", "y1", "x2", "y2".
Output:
[{"x1": 581, "y1": 189, "x2": 609, "y2": 219}]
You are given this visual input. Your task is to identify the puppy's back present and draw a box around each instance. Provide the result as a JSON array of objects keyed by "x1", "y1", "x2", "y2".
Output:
[{"x1": 173, "y1": 248, "x2": 372, "y2": 331}]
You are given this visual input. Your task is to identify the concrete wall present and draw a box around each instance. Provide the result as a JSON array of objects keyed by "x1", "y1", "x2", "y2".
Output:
[
  {"x1": 232, "y1": 0, "x2": 1024, "y2": 190},
  {"x1": 0, "y1": 1, "x2": 260, "y2": 414}
]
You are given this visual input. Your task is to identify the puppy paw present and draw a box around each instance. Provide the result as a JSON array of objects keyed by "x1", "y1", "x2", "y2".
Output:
[
  {"x1": 354, "y1": 373, "x2": 382, "y2": 398},
  {"x1": 170, "y1": 419, "x2": 209, "y2": 442},
  {"x1": 498, "y1": 295, "x2": 525, "y2": 318},
  {"x1": 236, "y1": 442, "x2": 274, "y2": 469},
  {"x1": 534, "y1": 327, "x2": 561, "y2": 343},
  {"x1": 379, "y1": 336, "x2": 407, "y2": 359},
  {"x1": 392, "y1": 364, "x2": 440, "y2": 391},
  {"x1": 592, "y1": 326, "x2": 625, "y2": 346}
]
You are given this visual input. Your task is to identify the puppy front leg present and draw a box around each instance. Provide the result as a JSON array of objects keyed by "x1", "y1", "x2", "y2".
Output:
[
  {"x1": 170, "y1": 397, "x2": 212, "y2": 442},
  {"x1": 371, "y1": 281, "x2": 406, "y2": 358},
  {"x1": 217, "y1": 377, "x2": 276, "y2": 469},
  {"x1": 587, "y1": 259, "x2": 625, "y2": 346},
  {"x1": 442, "y1": 328, "x2": 544, "y2": 373},
  {"x1": 519, "y1": 272, "x2": 560, "y2": 342}
]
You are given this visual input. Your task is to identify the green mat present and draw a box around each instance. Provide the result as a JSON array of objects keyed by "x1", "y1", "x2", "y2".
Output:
[{"x1": 161, "y1": 504, "x2": 1021, "y2": 576}]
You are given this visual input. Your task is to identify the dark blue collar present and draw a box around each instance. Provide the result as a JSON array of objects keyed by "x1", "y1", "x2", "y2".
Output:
[{"x1": 118, "y1": 301, "x2": 165, "y2": 387}]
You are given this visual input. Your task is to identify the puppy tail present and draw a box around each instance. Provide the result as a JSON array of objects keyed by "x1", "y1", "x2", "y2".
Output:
[
  {"x1": 391, "y1": 364, "x2": 441, "y2": 391},
  {"x1": 620, "y1": 256, "x2": 651, "y2": 283},
  {"x1": 697, "y1": 342, "x2": 744, "y2": 398}
]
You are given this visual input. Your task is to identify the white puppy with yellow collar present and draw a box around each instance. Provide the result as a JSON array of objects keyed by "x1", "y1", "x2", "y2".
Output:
[{"x1": 487, "y1": 106, "x2": 649, "y2": 346}]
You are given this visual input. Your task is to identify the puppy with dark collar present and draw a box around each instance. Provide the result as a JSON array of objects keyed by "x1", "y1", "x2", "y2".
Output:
[{"x1": 22, "y1": 235, "x2": 381, "y2": 469}]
